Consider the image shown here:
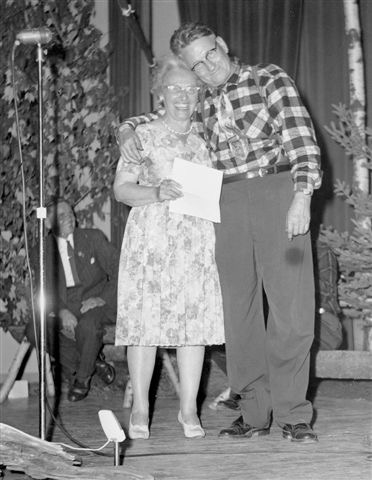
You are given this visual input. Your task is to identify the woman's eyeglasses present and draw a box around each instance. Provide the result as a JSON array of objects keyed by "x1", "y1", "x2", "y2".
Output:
[{"x1": 163, "y1": 85, "x2": 201, "y2": 96}]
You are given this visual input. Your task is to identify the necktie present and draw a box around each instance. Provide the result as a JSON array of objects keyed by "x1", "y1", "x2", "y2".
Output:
[
  {"x1": 216, "y1": 90, "x2": 249, "y2": 161},
  {"x1": 67, "y1": 240, "x2": 80, "y2": 286}
]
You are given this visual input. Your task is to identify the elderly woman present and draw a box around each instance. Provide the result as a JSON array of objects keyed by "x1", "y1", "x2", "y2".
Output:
[{"x1": 113, "y1": 55, "x2": 224, "y2": 439}]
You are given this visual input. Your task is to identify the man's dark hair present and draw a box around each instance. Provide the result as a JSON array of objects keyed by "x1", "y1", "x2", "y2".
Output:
[{"x1": 170, "y1": 22, "x2": 215, "y2": 55}]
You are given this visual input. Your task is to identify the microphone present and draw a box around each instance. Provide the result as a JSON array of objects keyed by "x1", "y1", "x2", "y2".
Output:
[{"x1": 16, "y1": 28, "x2": 53, "y2": 45}]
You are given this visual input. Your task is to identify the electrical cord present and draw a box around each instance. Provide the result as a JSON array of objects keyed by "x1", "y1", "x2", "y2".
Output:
[
  {"x1": 11, "y1": 41, "x2": 39, "y2": 357},
  {"x1": 2, "y1": 423, "x2": 111, "y2": 454},
  {"x1": 11, "y1": 41, "x2": 114, "y2": 457},
  {"x1": 56, "y1": 439, "x2": 111, "y2": 452},
  {"x1": 44, "y1": 394, "x2": 114, "y2": 457}
]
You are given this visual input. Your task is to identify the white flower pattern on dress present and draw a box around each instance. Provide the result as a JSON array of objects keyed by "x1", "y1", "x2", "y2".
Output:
[{"x1": 115, "y1": 122, "x2": 224, "y2": 347}]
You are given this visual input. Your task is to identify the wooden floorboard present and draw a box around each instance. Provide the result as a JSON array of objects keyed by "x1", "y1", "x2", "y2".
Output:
[{"x1": 1, "y1": 361, "x2": 371, "y2": 480}]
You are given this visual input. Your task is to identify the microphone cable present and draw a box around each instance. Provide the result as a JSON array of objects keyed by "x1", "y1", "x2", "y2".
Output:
[{"x1": 11, "y1": 40, "x2": 39, "y2": 355}]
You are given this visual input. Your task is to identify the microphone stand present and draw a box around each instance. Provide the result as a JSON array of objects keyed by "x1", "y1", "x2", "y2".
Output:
[
  {"x1": 116, "y1": 0, "x2": 155, "y2": 66},
  {"x1": 35, "y1": 42, "x2": 47, "y2": 440}
]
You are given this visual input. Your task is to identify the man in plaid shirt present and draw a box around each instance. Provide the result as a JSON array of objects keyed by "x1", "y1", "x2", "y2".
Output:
[{"x1": 117, "y1": 22, "x2": 321, "y2": 443}]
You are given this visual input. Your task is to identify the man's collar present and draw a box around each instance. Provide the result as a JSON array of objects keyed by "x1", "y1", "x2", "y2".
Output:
[{"x1": 225, "y1": 60, "x2": 240, "y2": 86}]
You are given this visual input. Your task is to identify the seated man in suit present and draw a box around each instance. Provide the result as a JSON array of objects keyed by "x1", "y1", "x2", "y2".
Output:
[{"x1": 26, "y1": 198, "x2": 120, "y2": 401}]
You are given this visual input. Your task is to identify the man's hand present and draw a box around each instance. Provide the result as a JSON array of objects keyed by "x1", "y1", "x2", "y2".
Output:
[
  {"x1": 286, "y1": 191, "x2": 312, "y2": 241},
  {"x1": 80, "y1": 296, "x2": 106, "y2": 314},
  {"x1": 59, "y1": 308, "x2": 78, "y2": 340},
  {"x1": 117, "y1": 125, "x2": 143, "y2": 163},
  {"x1": 157, "y1": 179, "x2": 183, "y2": 202}
]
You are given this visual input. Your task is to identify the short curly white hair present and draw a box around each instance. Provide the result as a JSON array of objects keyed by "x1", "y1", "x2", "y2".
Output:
[{"x1": 151, "y1": 54, "x2": 202, "y2": 100}]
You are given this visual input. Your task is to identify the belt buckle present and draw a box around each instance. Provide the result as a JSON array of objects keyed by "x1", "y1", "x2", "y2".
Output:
[{"x1": 258, "y1": 167, "x2": 267, "y2": 177}]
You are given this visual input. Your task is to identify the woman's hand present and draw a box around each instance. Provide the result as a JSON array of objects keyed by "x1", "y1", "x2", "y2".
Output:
[{"x1": 157, "y1": 179, "x2": 183, "y2": 202}]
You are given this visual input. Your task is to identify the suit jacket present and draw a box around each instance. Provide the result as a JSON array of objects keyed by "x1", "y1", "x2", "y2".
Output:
[{"x1": 31, "y1": 228, "x2": 119, "y2": 321}]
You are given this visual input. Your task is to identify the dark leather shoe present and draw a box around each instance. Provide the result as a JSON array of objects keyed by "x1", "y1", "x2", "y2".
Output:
[
  {"x1": 282, "y1": 423, "x2": 318, "y2": 443},
  {"x1": 219, "y1": 416, "x2": 270, "y2": 438},
  {"x1": 67, "y1": 378, "x2": 90, "y2": 402},
  {"x1": 95, "y1": 358, "x2": 115, "y2": 385}
]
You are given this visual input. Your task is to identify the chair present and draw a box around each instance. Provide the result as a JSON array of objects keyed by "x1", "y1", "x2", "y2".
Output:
[
  {"x1": 0, "y1": 326, "x2": 181, "y2": 405},
  {"x1": 0, "y1": 336, "x2": 55, "y2": 403}
]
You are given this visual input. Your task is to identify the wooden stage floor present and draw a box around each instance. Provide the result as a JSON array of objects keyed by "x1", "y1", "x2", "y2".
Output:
[{"x1": 1, "y1": 359, "x2": 372, "y2": 480}]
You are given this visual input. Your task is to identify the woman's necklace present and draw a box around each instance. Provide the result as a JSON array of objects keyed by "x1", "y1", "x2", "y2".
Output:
[{"x1": 161, "y1": 119, "x2": 192, "y2": 136}]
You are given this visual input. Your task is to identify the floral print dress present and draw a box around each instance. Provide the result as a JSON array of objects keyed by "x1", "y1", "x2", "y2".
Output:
[{"x1": 115, "y1": 122, "x2": 224, "y2": 347}]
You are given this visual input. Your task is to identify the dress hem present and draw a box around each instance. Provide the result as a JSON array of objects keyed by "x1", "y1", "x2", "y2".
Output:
[{"x1": 115, "y1": 341, "x2": 225, "y2": 347}]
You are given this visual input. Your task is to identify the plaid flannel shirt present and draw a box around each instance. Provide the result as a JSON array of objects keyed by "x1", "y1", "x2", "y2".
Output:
[{"x1": 118, "y1": 61, "x2": 322, "y2": 193}]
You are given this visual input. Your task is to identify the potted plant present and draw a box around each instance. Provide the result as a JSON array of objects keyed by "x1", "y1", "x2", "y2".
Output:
[{"x1": 320, "y1": 104, "x2": 372, "y2": 351}]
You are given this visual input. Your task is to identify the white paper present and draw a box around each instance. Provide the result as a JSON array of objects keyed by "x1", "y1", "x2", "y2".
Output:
[{"x1": 169, "y1": 158, "x2": 223, "y2": 223}]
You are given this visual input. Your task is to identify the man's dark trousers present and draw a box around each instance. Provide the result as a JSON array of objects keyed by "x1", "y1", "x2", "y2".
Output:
[
  {"x1": 28, "y1": 289, "x2": 115, "y2": 381},
  {"x1": 64, "y1": 287, "x2": 115, "y2": 381},
  {"x1": 215, "y1": 171, "x2": 315, "y2": 428}
]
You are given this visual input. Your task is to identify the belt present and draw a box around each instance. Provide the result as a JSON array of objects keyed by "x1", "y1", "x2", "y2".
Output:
[{"x1": 223, "y1": 163, "x2": 291, "y2": 184}]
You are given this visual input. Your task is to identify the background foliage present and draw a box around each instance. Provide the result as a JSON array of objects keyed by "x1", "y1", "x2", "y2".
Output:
[
  {"x1": 321, "y1": 104, "x2": 372, "y2": 323},
  {"x1": 0, "y1": 0, "x2": 120, "y2": 329}
]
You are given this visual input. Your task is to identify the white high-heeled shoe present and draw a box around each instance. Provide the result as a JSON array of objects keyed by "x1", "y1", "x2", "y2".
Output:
[
  {"x1": 177, "y1": 411, "x2": 205, "y2": 439},
  {"x1": 128, "y1": 414, "x2": 150, "y2": 439}
]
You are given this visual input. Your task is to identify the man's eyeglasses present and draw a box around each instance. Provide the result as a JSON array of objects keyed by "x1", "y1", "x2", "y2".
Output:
[
  {"x1": 163, "y1": 85, "x2": 201, "y2": 96},
  {"x1": 190, "y1": 41, "x2": 219, "y2": 73}
]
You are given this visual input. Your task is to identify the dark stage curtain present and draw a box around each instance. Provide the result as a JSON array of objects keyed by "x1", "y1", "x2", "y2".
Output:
[
  {"x1": 178, "y1": 0, "x2": 303, "y2": 78},
  {"x1": 177, "y1": 0, "x2": 372, "y2": 234},
  {"x1": 109, "y1": 0, "x2": 152, "y2": 248},
  {"x1": 296, "y1": 0, "x2": 350, "y2": 233}
]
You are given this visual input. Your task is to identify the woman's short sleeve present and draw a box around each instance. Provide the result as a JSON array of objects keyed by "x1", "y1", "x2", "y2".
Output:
[{"x1": 115, "y1": 155, "x2": 142, "y2": 176}]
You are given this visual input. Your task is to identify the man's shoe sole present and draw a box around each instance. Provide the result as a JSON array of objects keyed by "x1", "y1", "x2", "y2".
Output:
[
  {"x1": 67, "y1": 392, "x2": 88, "y2": 402},
  {"x1": 215, "y1": 400, "x2": 241, "y2": 411},
  {"x1": 281, "y1": 423, "x2": 318, "y2": 443},
  {"x1": 219, "y1": 428, "x2": 270, "y2": 438},
  {"x1": 282, "y1": 433, "x2": 318, "y2": 443}
]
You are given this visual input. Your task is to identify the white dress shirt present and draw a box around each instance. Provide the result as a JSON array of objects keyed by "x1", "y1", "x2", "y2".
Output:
[{"x1": 56, "y1": 234, "x2": 76, "y2": 287}]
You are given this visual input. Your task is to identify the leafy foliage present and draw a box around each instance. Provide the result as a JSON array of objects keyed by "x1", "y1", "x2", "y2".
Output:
[
  {"x1": 0, "y1": 0, "x2": 119, "y2": 328},
  {"x1": 320, "y1": 104, "x2": 372, "y2": 321},
  {"x1": 325, "y1": 103, "x2": 372, "y2": 162}
]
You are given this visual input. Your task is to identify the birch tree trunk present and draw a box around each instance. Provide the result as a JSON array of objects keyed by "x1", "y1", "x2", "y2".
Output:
[{"x1": 343, "y1": 0, "x2": 368, "y2": 192}]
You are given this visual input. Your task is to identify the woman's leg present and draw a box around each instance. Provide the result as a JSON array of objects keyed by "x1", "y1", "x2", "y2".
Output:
[
  {"x1": 177, "y1": 346, "x2": 205, "y2": 424},
  {"x1": 127, "y1": 345, "x2": 157, "y2": 425}
]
